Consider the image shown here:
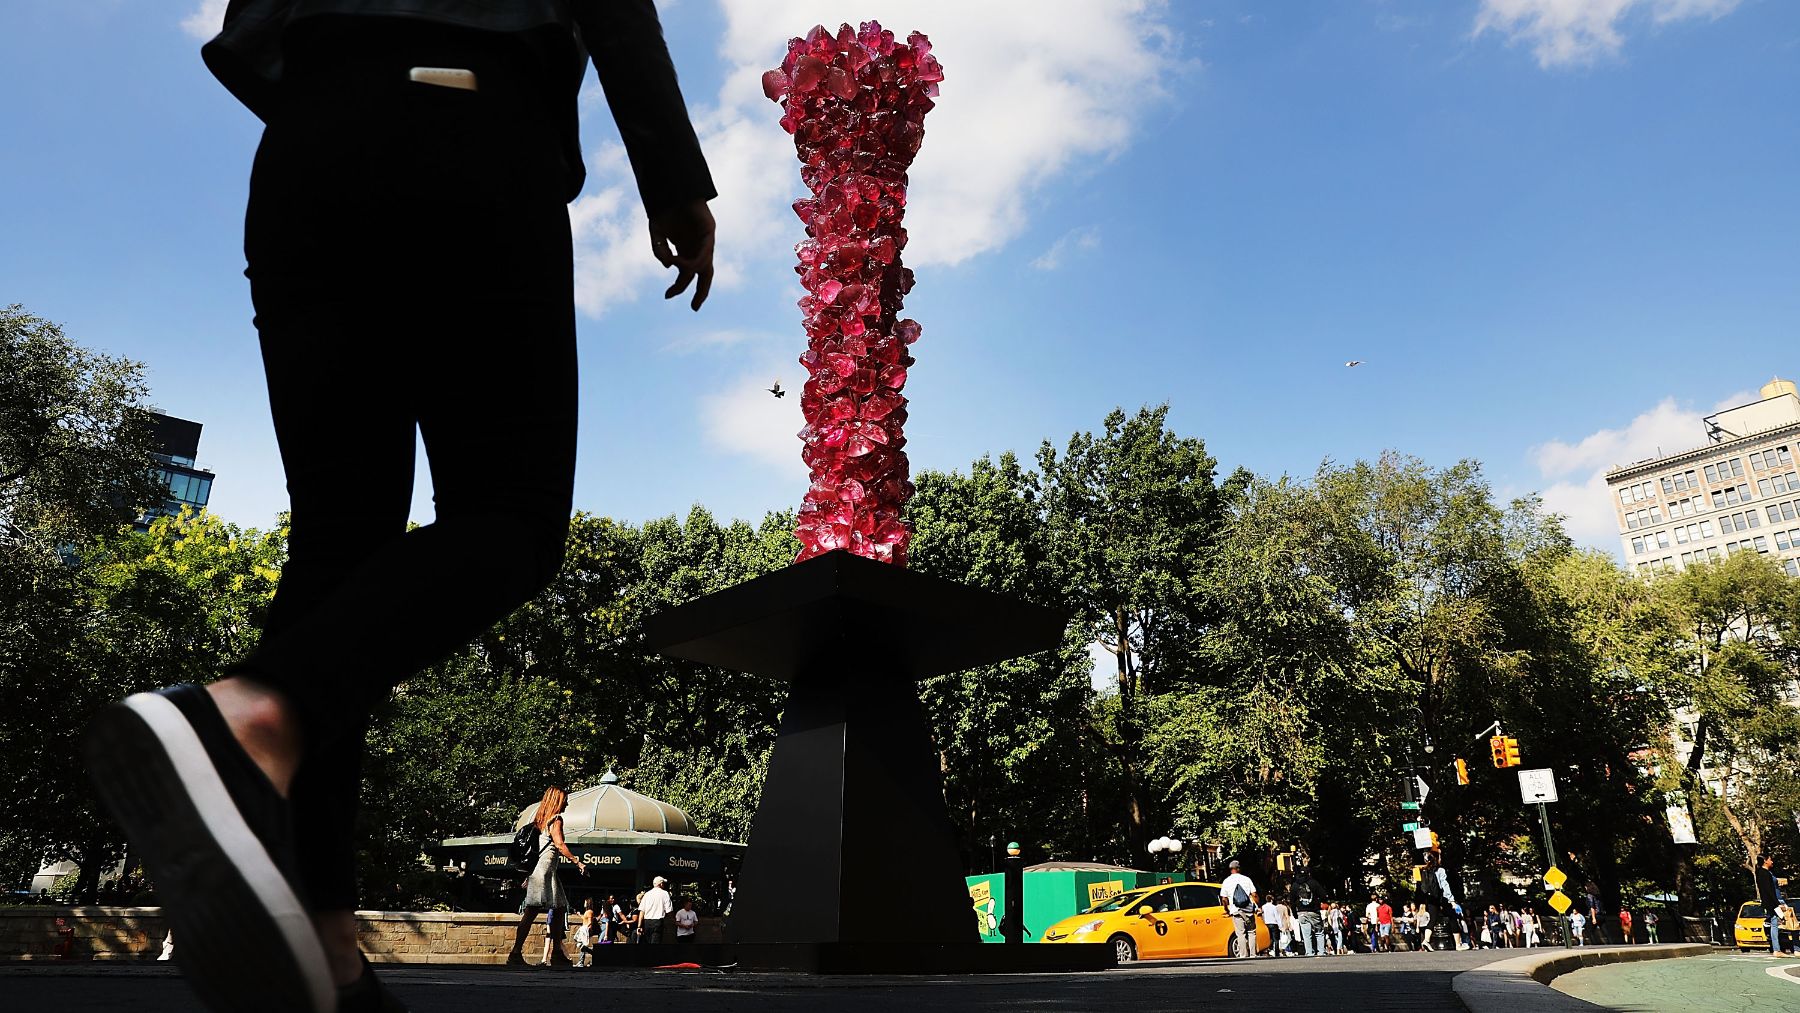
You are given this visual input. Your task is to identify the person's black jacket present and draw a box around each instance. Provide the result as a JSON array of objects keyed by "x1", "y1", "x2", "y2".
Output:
[
  {"x1": 1292, "y1": 873, "x2": 1323, "y2": 914},
  {"x1": 1758, "y1": 864, "x2": 1784, "y2": 908},
  {"x1": 199, "y1": 0, "x2": 715, "y2": 210}
]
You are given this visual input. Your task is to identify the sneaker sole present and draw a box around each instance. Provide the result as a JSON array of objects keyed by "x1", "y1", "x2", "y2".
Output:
[{"x1": 85, "y1": 692, "x2": 334, "y2": 1013}]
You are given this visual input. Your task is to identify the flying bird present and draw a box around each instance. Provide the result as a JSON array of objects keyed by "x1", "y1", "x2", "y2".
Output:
[
  {"x1": 1345, "y1": 360, "x2": 1363, "y2": 368},
  {"x1": 768, "y1": 381, "x2": 785, "y2": 398}
]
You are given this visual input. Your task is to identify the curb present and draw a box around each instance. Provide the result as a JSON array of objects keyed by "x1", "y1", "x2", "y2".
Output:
[{"x1": 1453, "y1": 943, "x2": 1712, "y2": 1012}]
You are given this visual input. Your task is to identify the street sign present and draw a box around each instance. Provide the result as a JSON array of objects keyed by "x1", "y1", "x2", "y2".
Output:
[
  {"x1": 1414, "y1": 776, "x2": 1430, "y2": 806},
  {"x1": 1518, "y1": 768, "x2": 1558, "y2": 804},
  {"x1": 1543, "y1": 866, "x2": 1567, "y2": 891},
  {"x1": 1400, "y1": 801, "x2": 1421, "y2": 811},
  {"x1": 1412, "y1": 827, "x2": 1434, "y2": 850},
  {"x1": 1547, "y1": 890, "x2": 1573, "y2": 914},
  {"x1": 1402, "y1": 821, "x2": 1420, "y2": 832}
]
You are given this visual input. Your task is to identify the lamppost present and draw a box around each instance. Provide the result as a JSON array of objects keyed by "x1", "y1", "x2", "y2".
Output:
[
  {"x1": 1002, "y1": 842, "x2": 1025, "y2": 944},
  {"x1": 1148, "y1": 835, "x2": 1184, "y2": 879}
]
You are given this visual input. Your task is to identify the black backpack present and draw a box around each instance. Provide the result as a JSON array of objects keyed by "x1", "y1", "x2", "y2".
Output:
[
  {"x1": 508, "y1": 823, "x2": 542, "y2": 874},
  {"x1": 1297, "y1": 879, "x2": 1315, "y2": 909}
]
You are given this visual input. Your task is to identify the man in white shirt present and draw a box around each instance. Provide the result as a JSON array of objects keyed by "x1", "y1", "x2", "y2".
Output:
[
  {"x1": 639, "y1": 876, "x2": 675, "y2": 944},
  {"x1": 1218, "y1": 860, "x2": 1260, "y2": 959},
  {"x1": 1364, "y1": 898, "x2": 1381, "y2": 950},
  {"x1": 674, "y1": 899, "x2": 699, "y2": 942}
]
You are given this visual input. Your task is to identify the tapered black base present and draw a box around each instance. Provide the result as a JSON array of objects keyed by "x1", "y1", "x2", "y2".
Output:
[{"x1": 643, "y1": 550, "x2": 1084, "y2": 971}]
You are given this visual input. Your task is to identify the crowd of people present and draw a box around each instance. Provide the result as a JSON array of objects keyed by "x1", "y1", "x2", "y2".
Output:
[{"x1": 1213, "y1": 855, "x2": 1674, "y2": 957}]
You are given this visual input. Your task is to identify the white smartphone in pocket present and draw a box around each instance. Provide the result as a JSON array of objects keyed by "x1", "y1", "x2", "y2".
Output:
[{"x1": 408, "y1": 67, "x2": 478, "y2": 92}]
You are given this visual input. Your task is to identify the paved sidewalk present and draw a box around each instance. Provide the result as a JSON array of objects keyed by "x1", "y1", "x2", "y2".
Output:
[
  {"x1": 1553, "y1": 952, "x2": 1800, "y2": 1012},
  {"x1": 1454, "y1": 943, "x2": 1710, "y2": 1013},
  {"x1": 8, "y1": 948, "x2": 1527, "y2": 1012}
]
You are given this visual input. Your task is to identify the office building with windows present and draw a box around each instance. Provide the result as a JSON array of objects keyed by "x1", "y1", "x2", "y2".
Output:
[
  {"x1": 1604, "y1": 377, "x2": 1800, "y2": 577},
  {"x1": 141, "y1": 411, "x2": 215, "y2": 527}
]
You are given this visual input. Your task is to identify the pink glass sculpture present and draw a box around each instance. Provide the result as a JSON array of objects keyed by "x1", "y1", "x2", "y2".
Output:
[{"x1": 766, "y1": 21, "x2": 943, "y2": 566}]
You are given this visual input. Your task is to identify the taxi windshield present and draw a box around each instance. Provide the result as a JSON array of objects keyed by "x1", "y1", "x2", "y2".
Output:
[{"x1": 1083, "y1": 889, "x2": 1153, "y2": 914}]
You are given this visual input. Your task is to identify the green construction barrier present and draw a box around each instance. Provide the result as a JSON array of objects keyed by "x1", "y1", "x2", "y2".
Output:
[{"x1": 966, "y1": 866, "x2": 1164, "y2": 943}]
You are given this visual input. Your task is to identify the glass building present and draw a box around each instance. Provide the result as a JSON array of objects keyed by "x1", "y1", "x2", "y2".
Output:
[{"x1": 140, "y1": 411, "x2": 215, "y2": 527}]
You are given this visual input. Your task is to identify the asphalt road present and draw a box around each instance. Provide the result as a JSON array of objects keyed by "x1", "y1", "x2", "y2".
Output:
[
  {"x1": 1553, "y1": 952, "x2": 1800, "y2": 1012},
  {"x1": 6, "y1": 948, "x2": 1546, "y2": 1013}
]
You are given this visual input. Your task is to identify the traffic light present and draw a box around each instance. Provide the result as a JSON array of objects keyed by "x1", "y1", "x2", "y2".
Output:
[
  {"x1": 1456, "y1": 758, "x2": 1469, "y2": 785},
  {"x1": 1491, "y1": 735, "x2": 1522, "y2": 768}
]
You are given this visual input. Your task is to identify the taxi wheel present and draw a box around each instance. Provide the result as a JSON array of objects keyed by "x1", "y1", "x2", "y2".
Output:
[
  {"x1": 1110, "y1": 934, "x2": 1137, "y2": 963},
  {"x1": 1227, "y1": 934, "x2": 1241, "y2": 958}
]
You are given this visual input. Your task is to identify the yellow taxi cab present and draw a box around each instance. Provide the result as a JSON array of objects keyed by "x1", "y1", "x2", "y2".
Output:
[
  {"x1": 1041, "y1": 881, "x2": 1270, "y2": 963},
  {"x1": 1735, "y1": 901, "x2": 1769, "y2": 951}
]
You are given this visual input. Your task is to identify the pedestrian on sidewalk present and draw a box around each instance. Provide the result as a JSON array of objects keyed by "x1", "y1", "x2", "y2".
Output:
[
  {"x1": 1377, "y1": 896, "x2": 1394, "y2": 952},
  {"x1": 1644, "y1": 910, "x2": 1658, "y2": 944},
  {"x1": 80, "y1": 2, "x2": 717, "y2": 1009},
  {"x1": 1618, "y1": 907, "x2": 1633, "y2": 944},
  {"x1": 1293, "y1": 865, "x2": 1325, "y2": 957},
  {"x1": 1570, "y1": 909, "x2": 1587, "y2": 946},
  {"x1": 1416, "y1": 902, "x2": 1434, "y2": 951},
  {"x1": 1420, "y1": 851, "x2": 1465, "y2": 950},
  {"x1": 1218, "y1": 860, "x2": 1260, "y2": 959},
  {"x1": 1756, "y1": 855, "x2": 1787, "y2": 956},
  {"x1": 509, "y1": 786, "x2": 590, "y2": 967},
  {"x1": 1522, "y1": 908, "x2": 1540, "y2": 948},
  {"x1": 639, "y1": 876, "x2": 675, "y2": 944},
  {"x1": 1262, "y1": 894, "x2": 1286, "y2": 956},
  {"x1": 675, "y1": 899, "x2": 699, "y2": 945}
]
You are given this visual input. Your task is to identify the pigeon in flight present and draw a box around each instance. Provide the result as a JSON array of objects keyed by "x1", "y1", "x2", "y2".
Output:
[
  {"x1": 1345, "y1": 360, "x2": 1363, "y2": 368},
  {"x1": 768, "y1": 380, "x2": 786, "y2": 398}
]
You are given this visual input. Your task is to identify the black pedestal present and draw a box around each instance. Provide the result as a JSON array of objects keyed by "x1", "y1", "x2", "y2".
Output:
[{"x1": 643, "y1": 550, "x2": 1109, "y2": 973}]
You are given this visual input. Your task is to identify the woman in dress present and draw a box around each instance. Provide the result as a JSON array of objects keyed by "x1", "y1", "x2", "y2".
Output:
[{"x1": 507, "y1": 786, "x2": 587, "y2": 966}]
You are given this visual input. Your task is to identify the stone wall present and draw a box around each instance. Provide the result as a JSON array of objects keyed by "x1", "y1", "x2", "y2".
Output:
[
  {"x1": 1, "y1": 907, "x2": 723, "y2": 964},
  {"x1": 0, "y1": 907, "x2": 169, "y2": 961}
]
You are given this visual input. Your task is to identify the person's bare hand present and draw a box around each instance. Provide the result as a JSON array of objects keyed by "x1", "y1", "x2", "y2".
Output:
[{"x1": 648, "y1": 199, "x2": 716, "y2": 310}]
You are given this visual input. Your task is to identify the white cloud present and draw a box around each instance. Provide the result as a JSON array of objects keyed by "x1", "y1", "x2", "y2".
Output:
[
  {"x1": 1473, "y1": 0, "x2": 1741, "y2": 68},
  {"x1": 569, "y1": 1, "x2": 1183, "y2": 316},
  {"x1": 698, "y1": 361, "x2": 811, "y2": 477},
  {"x1": 1031, "y1": 225, "x2": 1101, "y2": 271},
  {"x1": 1530, "y1": 390, "x2": 1753, "y2": 548},
  {"x1": 180, "y1": 0, "x2": 227, "y2": 40}
]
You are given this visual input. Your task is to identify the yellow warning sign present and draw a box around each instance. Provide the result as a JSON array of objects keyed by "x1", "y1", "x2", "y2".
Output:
[
  {"x1": 1548, "y1": 890, "x2": 1573, "y2": 914},
  {"x1": 1543, "y1": 866, "x2": 1567, "y2": 891},
  {"x1": 1087, "y1": 880, "x2": 1125, "y2": 907}
]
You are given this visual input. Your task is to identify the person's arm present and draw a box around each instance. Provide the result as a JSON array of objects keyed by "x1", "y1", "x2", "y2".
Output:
[
  {"x1": 570, "y1": 0, "x2": 716, "y2": 309},
  {"x1": 548, "y1": 818, "x2": 586, "y2": 873}
]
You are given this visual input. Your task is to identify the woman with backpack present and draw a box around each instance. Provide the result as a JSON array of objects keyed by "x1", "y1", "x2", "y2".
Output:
[{"x1": 506, "y1": 786, "x2": 588, "y2": 966}]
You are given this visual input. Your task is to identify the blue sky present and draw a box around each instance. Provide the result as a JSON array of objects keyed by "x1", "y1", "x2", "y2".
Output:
[{"x1": 4, "y1": 0, "x2": 1797, "y2": 552}]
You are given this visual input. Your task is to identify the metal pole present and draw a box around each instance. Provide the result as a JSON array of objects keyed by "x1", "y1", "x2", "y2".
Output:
[
  {"x1": 1538, "y1": 802, "x2": 1570, "y2": 949},
  {"x1": 1003, "y1": 847, "x2": 1024, "y2": 945}
]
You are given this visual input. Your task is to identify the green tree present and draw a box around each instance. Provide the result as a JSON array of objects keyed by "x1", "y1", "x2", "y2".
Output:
[
  {"x1": 0, "y1": 509, "x2": 285, "y2": 899},
  {"x1": 1658, "y1": 553, "x2": 1800, "y2": 892},
  {"x1": 0, "y1": 305, "x2": 161, "y2": 552},
  {"x1": 909, "y1": 453, "x2": 1096, "y2": 867},
  {"x1": 1037, "y1": 405, "x2": 1244, "y2": 851}
]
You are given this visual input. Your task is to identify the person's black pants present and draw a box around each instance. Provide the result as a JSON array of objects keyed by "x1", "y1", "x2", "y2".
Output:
[
  {"x1": 229, "y1": 21, "x2": 577, "y2": 911},
  {"x1": 640, "y1": 917, "x2": 665, "y2": 944}
]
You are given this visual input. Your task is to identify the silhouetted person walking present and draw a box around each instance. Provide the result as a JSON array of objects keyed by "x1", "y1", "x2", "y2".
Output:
[{"x1": 83, "y1": 3, "x2": 714, "y2": 1011}]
